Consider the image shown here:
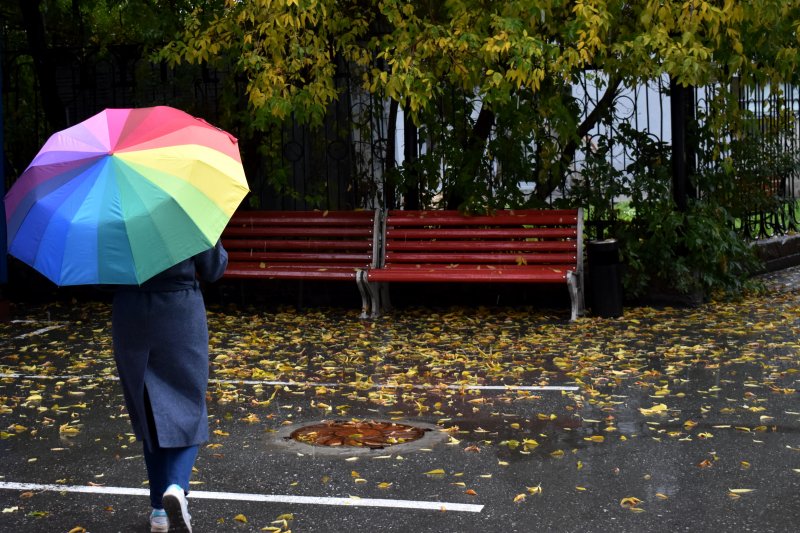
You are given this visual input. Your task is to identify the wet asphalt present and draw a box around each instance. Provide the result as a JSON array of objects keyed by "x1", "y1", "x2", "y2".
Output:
[{"x1": 1, "y1": 269, "x2": 799, "y2": 533}]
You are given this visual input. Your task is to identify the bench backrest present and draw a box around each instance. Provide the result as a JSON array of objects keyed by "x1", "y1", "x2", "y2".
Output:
[
  {"x1": 381, "y1": 209, "x2": 583, "y2": 272},
  {"x1": 222, "y1": 210, "x2": 380, "y2": 272}
]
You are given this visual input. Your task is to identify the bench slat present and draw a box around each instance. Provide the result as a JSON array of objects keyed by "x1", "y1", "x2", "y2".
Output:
[
  {"x1": 384, "y1": 252, "x2": 577, "y2": 264},
  {"x1": 228, "y1": 251, "x2": 373, "y2": 262},
  {"x1": 385, "y1": 241, "x2": 575, "y2": 252},
  {"x1": 223, "y1": 239, "x2": 372, "y2": 251},
  {"x1": 228, "y1": 262, "x2": 367, "y2": 269},
  {"x1": 386, "y1": 228, "x2": 577, "y2": 239},
  {"x1": 224, "y1": 227, "x2": 374, "y2": 237},
  {"x1": 367, "y1": 264, "x2": 570, "y2": 283},
  {"x1": 224, "y1": 267, "x2": 360, "y2": 280},
  {"x1": 229, "y1": 211, "x2": 376, "y2": 226},
  {"x1": 385, "y1": 209, "x2": 578, "y2": 226}
]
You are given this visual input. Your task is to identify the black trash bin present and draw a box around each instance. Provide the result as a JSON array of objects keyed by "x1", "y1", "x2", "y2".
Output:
[{"x1": 587, "y1": 239, "x2": 623, "y2": 317}]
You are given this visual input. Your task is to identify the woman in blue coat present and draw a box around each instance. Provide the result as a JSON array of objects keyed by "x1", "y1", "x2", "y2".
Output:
[{"x1": 112, "y1": 241, "x2": 227, "y2": 533}]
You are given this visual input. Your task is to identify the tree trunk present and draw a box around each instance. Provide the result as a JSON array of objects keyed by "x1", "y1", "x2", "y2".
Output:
[
  {"x1": 403, "y1": 107, "x2": 420, "y2": 209},
  {"x1": 538, "y1": 75, "x2": 623, "y2": 200},
  {"x1": 447, "y1": 103, "x2": 495, "y2": 209}
]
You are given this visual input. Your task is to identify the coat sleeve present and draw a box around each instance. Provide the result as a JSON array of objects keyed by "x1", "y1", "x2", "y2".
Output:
[{"x1": 194, "y1": 240, "x2": 228, "y2": 283}]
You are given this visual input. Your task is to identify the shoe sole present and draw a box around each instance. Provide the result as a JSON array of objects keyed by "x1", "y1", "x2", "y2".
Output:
[{"x1": 162, "y1": 491, "x2": 192, "y2": 533}]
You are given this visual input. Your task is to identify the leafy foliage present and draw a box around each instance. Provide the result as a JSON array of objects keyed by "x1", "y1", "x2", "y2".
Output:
[{"x1": 158, "y1": 0, "x2": 800, "y2": 211}]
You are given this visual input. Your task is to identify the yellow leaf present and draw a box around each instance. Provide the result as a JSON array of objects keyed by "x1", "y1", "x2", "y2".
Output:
[
  {"x1": 527, "y1": 484, "x2": 543, "y2": 495},
  {"x1": 59, "y1": 424, "x2": 80, "y2": 436},
  {"x1": 425, "y1": 469, "x2": 445, "y2": 475},
  {"x1": 655, "y1": 493, "x2": 668, "y2": 500},
  {"x1": 620, "y1": 496, "x2": 643, "y2": 508},
  {"x1": 513, "y1": 493, "x2": 526, "y2": 503},
  {"x1": 728, "y1": 488, "x2": 754, "y2": 494},
  {"x1": 584, "y1": 435, "x2": 604, "y2": 443},
  {"x1": 234, "y1": 514, "x2": 247, "y2": 523},
  {"x1": 639, "y1": 404, "x2": 668, "y2": 416},
  {"x1": 377, "y1": 482, "x2": 392, "y2": 489},
  {"x1": 241, "y1": 413, "x2": 260, "y2": 423},
  {"x1": 68, "y1": 528, "x2": 86, "y2": 533}
]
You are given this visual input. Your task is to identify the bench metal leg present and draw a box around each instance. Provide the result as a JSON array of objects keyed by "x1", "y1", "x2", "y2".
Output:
[
  {"x1": 355, "y1": 270, "x2": 370, "y2": 319},
  {"x1": 357, "y1": 273, "x2": 387, "y2": 319},
  {"x1": 567, "y1": 271, "x2": 585, "y2": 321}
]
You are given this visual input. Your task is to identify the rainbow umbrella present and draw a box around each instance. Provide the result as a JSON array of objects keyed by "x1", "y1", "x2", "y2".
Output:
[{"x1": 4, "y1": 106, "x2": 249, "y2": 285}]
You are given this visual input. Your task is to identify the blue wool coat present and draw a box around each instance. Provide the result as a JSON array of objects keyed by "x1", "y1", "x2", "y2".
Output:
[{"x1": 111, "y1": 242, "x2": 227, "y2": 450}]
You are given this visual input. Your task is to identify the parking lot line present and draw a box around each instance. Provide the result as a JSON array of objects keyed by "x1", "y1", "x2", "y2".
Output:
[
  {"x1": 7, "y1": 324, "x2": 66, "y2": 339},
  {"x1": 0, "y1": 481, "x2": 484, "y2": 513},
  {"x1": 0, "y1": 372, "x2": 578, "y2": 391}
]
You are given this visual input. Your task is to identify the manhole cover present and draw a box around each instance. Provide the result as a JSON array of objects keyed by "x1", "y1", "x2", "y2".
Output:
[{"x1": 290, "y1": 420, "x2": 427, "y2": 449}]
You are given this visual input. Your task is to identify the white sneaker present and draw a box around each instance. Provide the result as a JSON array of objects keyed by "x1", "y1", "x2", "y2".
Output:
[
  {"x1": 162, "y1": 484, "x2": 192, "y2": 533},
  {"x1": 150, "y1": 508, "x2": 168, "y2": 532}
]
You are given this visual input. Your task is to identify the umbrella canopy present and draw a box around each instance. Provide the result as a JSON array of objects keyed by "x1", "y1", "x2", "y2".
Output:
[{"x1": 4, "y1": 106, "x2": 249, "y2": 285}]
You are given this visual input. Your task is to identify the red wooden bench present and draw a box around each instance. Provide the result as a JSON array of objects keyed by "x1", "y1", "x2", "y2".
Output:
[
  {"x1": 361, "y1": 209, "x2": 585, "y2": 320},
  {"x1": 221, "y1": 210, "x2": 380, "y2": 317}
]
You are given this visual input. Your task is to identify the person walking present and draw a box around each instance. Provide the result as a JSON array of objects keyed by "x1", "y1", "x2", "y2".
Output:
[{"x1": 111, "y1": 241, "x2": 228, "y2": 533}]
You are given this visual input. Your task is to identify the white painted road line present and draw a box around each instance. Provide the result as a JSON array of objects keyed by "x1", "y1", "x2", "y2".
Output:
[
  {"x1": 12, "y1": 324, "x2": 66, "y2": 339},
  {"x1": 0, "y1": 481, "x2": 484, "y2": 513},
  {"x1": 0, "y1": 373, "x2": 579, "y2": 391}
]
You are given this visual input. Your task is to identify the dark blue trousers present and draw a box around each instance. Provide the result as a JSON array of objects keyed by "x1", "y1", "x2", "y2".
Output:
[
  {"x1": 142, "y1": 387, "x2": 199, "y2": 508},
  {"x1": 143, "y1": 443, "x2": 198, "y2": 508}
]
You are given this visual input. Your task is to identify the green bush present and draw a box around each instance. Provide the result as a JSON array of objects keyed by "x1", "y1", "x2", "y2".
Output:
[
  {"x1": 567, "y1": 123, "x2": 761, "y2": 300},
  {"x1": 617, "y1": 201, "x2": 759, "y2": 298}
]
